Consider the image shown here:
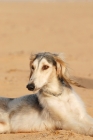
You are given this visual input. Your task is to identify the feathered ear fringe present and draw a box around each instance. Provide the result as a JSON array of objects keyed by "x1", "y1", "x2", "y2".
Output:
[
  {"x1": 53, "y1": 53, "x2": 85, "y2": 88},
  {"x1": 29, "y1": 53, "x2": 37, "y2": 79},
  {"x1": 30, "y1": 53, "x2": 36, "y2": 64}
]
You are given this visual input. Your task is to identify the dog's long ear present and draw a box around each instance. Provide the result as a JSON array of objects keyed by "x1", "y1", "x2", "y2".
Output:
[
  {"x1": 30, "y1": 53, "x2": 36, "y2": 66},
  {"x1": 54, "y1": 53, "x2": 84, "y2": 88},
  {"x1": 29, "y1": 53, "x2": 36, "y2": 79}
]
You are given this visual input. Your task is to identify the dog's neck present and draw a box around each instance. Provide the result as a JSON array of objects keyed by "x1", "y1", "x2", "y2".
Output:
[{"x1": 40, "y1": 76, "x2": 65, "y2": 97}]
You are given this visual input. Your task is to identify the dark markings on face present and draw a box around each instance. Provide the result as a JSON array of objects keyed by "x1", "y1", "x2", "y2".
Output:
[{"x1": 34, "y1": 52, "x2": 57, "y2": 67}]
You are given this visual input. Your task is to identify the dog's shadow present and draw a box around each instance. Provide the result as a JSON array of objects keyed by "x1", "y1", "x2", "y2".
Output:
[{"x1": 74, "y1": 77, "x2": 93, "y2": 89}]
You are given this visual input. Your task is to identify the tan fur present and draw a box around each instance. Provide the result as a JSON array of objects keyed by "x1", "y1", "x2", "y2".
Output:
[
  {"x1": 0, "y1": 122, "x2": 6, "y2": 125},
  {"x1": 29, "y1": 53, "x2": 36, "y2": 79},
  {"x1": 52, "y1": 54, "x2": 84, "y2": 88}
]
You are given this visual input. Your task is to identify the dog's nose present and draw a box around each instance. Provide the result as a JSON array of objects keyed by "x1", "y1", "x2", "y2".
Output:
[{"x1": 26, "y1": 83, "x2": 35, "y2": 91}]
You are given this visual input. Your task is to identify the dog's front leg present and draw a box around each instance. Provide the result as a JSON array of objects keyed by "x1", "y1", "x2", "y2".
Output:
[{"x1": 44, "y1": 97, "x2": 93, "y2": 136}]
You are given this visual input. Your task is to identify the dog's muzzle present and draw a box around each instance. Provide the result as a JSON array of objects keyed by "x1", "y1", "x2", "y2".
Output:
[{"x1": 26, "y1": 83, "x2": 35, "y2": 91}]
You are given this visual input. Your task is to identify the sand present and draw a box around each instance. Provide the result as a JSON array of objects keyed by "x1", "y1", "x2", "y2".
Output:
[{"x1": 0, "y1": 2, "x2": 93, "y2": 140}]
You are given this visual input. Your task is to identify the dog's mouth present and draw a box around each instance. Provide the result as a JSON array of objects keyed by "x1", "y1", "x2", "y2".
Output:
[{"x1": 32, "y1": 88, "x2": 41, "y2": 92}]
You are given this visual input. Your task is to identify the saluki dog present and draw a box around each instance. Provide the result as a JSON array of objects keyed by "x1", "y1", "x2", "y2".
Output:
[{"x1": 0, "y1": 52, "x2": 93, "y2": 135}]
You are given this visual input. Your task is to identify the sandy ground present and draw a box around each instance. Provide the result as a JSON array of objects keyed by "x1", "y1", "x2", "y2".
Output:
[{"x1": 0, "y1": 2, "x2": 93, "y2": 140}]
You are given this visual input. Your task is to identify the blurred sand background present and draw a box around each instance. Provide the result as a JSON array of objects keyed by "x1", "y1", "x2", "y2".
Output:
[{"x1": 0, "y1": 1, "x2": 93, "y2": 140}]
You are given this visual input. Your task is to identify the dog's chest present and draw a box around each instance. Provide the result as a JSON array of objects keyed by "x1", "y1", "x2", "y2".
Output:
[{"x1": 40, "y1": 93, "x2": 81, "y2": 121}]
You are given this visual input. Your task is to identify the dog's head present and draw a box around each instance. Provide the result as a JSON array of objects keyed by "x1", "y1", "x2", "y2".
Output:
[{"x1": 26, "y1": 52, "x2": 83, "y2": 91}]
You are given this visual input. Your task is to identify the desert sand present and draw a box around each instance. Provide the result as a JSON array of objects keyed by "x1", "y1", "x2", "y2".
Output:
[{"x1": 0, "y1": 2, "x2": 93, "y2": 140}]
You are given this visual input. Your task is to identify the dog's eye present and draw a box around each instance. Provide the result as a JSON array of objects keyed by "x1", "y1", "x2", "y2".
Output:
[
  {"x1": 31, "y1": 65, "x2": 34, "y2": 70},
  {"x1": 42, "y1": 65, "x2": 49, "y2": 70}
]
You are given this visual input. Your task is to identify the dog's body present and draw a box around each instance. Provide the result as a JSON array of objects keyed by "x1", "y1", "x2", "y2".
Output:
[{"x1": 0, "y1": 52, "x2": 93, "y2": 135}]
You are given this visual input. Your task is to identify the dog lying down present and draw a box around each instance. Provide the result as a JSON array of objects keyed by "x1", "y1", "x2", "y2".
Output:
[{"x1": 0, "y1": 52, "x2": 93, "y2": 135}]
